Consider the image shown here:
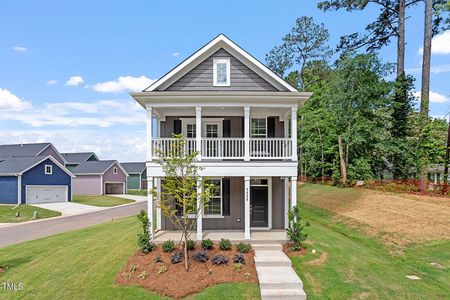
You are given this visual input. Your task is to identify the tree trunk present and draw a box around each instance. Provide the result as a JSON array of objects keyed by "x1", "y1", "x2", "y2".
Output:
[
  {"x1": 419, "y1": 0, "x2": 433, "y2": 193},
  {"x1": 318, "y1": 127, "x2": 325, "y2": 183},
  {"x1": 338, "y1": 135, "x2": 347, "y2": 184},
  {"x1": 397, "y1": 0, "x2": 406, "y2": 77},
  {"x1": 443, "y1": 118, "x2": 450, "y2": 194}
]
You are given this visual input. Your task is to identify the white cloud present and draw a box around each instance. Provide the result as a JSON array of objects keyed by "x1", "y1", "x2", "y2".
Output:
[
  {"x1": 12, "y1": 46, "x2": 27, "y2": 53},
  {"x1": 0, "y1": 129, "x2": 146, "y2": 162},
  {"x1": 65, "y1": 76, "x2": 85, "y2": 86},
  {"x1": 0, "y1": 88, "x2": 31, "y2": 111},
  {"x1": 406, "y1": 64, "x2": 450, "y2": 74},
  {"x1": 413, "y1": 90, "x2": 449, "y2": 103},
  {"x1": 92, "y1": 75, "x2": 155, "y2": 93},
  {"x1": 171, "y1": 52, "x2": 180, "y2": 57},
  {"x1": 418, "y1": 30, "x2": 450, "y2": 55},
  {"x1": 47, "y1": 79, "x2": 58, "y2": 85}
]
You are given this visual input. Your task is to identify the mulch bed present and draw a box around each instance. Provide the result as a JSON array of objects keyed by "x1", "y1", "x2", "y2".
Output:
[
  {"x1": 283, "y1": 242, "x2": 307, "y2": 258},
  {"x1": 116, "y1": 244, "x2": 258, "y2": 299},
  {"x1": 0, "y1": 266, "x2": 5, "y2": 273}
]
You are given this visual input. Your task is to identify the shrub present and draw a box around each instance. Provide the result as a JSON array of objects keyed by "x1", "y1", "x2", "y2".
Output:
[
  {"x1": 158, "y1": 265, "x2": 167, "y2": 274},
  {"x1": 286, "y1": 205, "x2": 308, "y2": 251},
  {"x1": 233, "y1": 263, "x2": 242, "y2": 272},
  {"x1": 154, "y1": 255, "x2": 163, "y2": 263},
  {"x1": 211, "y1": 255, "x2": 228, "y2": 265},
  {"x1": 171, "y1": 250, "x2": 183, "y2": 264},
  {"x1": 183, "y1": 239, "x2": 196, "y2": 251},
  {"x1": 137, "y1": 210, "x2": 156, "y2": 253},
  {"x1": 162, "y1": 240, "x2": 175, "y2": 253},
  {"x1": 233, "y1": 253, "x2": 246, "y2": 264},
  {"x1": 201, "y1": 239, "x2": 214, "y2": 250},
  {"x1": 138, "y1": 271, "x2": 148, "y2": 279},
  {"x1": 236, "y1": 242, "x2": 252, "y2": 253},
  {"x1": 192, "y1": 250, "x2": 209, "y2": 262},
  {"x1": 219, "y1": 238, "x2": 232, "y2": 250}
]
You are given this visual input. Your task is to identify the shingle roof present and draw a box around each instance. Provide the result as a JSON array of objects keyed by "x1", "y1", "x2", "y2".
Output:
[
  {"x1": 0, "y1": 156, "x2": 47, "y2": 174},
  {"x1": 0, "y1": 143, "x2": 51, "y2": 160},
  {"x1": 71, "y1": 160, "x2": 117, "y2": 175},
  {"x1": 121, "y1": 162, "x2": 146, "y2": 174},
  {"x1": 61, "y1": 152, "x2": 97, "y2": 164}
]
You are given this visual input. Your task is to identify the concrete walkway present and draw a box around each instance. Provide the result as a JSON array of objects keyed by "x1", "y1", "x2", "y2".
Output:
[{"x1": 253, "y1": 243, "x2": 306, "y2": 300}]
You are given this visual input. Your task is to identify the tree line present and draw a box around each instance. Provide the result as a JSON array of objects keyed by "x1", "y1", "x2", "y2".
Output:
[{"x1": 266, "y1": 1, "x2": 449, "y2": 188}]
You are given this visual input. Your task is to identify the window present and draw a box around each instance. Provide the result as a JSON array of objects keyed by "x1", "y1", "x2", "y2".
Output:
[
  {"x1": 186, "y1": 124, "x2": 196, "y2": 138},
  {"x1": 251, "y1": 118, "x2": 267, "y2": 138},
  {"x1": 45, "y1": 165, "x2": 52, "y2": 175},
  {"x1": 113, "y1": 167, "x2": 118, "y2": 174},
  {"x1": 213, "y1": 58, "x2": 230, "y2": 86},
  {"x1": 205, "y1": 179, "x2": 222, "y2": 215}
]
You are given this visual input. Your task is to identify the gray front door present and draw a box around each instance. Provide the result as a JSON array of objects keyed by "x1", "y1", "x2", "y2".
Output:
[{"x1": 250, "y1": 186, "x2": 268, "y2": 227}]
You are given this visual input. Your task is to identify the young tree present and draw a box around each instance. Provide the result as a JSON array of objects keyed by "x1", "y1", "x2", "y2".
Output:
[{"x1": 152, "y1": 135, "x2": 213, "y2": 271}]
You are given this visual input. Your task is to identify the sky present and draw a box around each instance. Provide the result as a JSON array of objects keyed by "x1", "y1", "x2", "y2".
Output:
[{"x1": 0, "y1": 0, "x2": 449, "y2": 162}]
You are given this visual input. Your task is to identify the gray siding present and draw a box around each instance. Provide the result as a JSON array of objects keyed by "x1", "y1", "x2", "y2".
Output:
[
  {"x1": 272, "y1": 177, "x2": 285, "y2": 229},
  {"x1": 162, "y1": 48, "x2": 279, "y2": 91}
]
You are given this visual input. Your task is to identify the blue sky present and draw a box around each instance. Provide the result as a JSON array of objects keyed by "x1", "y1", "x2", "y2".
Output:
[{"x1": 0, "y1": 0, "x2": 449, "y2": 161}]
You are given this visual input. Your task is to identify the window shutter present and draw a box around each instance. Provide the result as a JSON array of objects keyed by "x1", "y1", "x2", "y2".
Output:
[
  {"x1": 241, "y1": 117, "x2": 245, "y2": 137},
  {"x1": 267, "y1": 117, "x2": 276, "y2": 137},
  {"x1": 222, "y1": 178, "x2": 230, "y2": 216},
  {"x1": 223, "y1": 119, "x2": 231, "y2": 137},
  {"x1": 174, "y1": 119, "x2": 182, "y2": 135}
]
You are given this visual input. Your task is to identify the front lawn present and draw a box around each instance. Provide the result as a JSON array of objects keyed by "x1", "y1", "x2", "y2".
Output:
[
  {"x1": 127, "y1": 189, "x2": 148, "y2": 196},
  {"x1": 73, "y1": 195, "x2": 134, "y2": 207},
  {"x1": 0, "y1": 217, "x2": 260, "y2": 299},
  {"x1": 295, "y1": 184, "x2": 450, "y2": 299},
  {"x1": 0, "y1": 205, "x2": 61, "y2": 223}
]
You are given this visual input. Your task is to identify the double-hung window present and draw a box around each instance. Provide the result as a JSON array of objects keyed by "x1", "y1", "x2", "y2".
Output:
[
  {"x1": 213, "y1": 58, "x2": 230, "y2": 86},
  {"x1": 204, "y1": 179, "x2": 222, "y2": 215},
  {"x1": 251, "y1": 118, "x2": 267, "y2": 138}
]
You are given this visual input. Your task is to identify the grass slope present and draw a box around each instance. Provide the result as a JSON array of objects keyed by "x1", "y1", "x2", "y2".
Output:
[
  {"x1": 295, "y1": 184, "x2": 450, "y2": 299},
  {"x1": 0, "y1": 205, "x2": 61, "y2": 223},
  {"x1": 127, "y1": 190, "x2": 148, "y2": 196},
  {"x1": 73, "y1": 195, "x2": 133, "y2": 207},
  {"x1": 0, "y1": 217, "x2": 259, "y2": 299}
]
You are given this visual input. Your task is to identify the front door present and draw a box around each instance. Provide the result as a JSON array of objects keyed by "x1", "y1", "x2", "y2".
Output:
[{"x1": 250, "y1": 185, "x2": 268, "y2": 227}]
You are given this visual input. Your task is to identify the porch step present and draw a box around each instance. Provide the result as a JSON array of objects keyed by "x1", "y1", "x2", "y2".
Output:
[
  {"x1": 254, "y1": 250, "x2": 292, "y2": 267},
  {"x1": 252, "y1": 243, "x2": 282, "y2": 251},
  {"x1": 260, "y1": 288, "x2": 307, "y2": 300},
  {"x1": 257, "y1": 266, "x2": 303, "y2": 289}
]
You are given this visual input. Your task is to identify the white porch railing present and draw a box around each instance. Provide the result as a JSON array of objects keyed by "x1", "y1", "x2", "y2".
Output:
[
  {"x1": 250, "y1": 138, "x2": 292, "y2": 159},
  {"x1": 152, "y1": 138, "x2": 197, "y2": 158},
  {"x1": 201, "y1": 138, "x2": 245, "y2": 159},
  {"x1": 152, "y1": 138, "x2": 293, "y2": 160}
]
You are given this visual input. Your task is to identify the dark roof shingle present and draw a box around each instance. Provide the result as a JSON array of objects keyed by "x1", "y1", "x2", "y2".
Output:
[
  {"x1": 121, "y1": 162, "x2": 145, "y2": 174},
  {"x1": 0, "y1": 143, "x2": 51, "y2": 160},
  {"x1": 0, "y1": 156, "x2": 52, "y2": 174},
  {"x1": 61, "y1": 152, "x2": 97, "y2": 164},
  {"x1": 71, "y1": 160, "x2": 118, "y2": 175}
]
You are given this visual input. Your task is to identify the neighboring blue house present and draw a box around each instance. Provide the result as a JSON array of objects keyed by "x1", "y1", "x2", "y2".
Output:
[{"x1": 0, "y1": 155, "x2": 74, "y2": 205}]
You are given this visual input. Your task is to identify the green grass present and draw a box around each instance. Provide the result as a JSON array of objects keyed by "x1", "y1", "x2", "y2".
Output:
[
  {"x1": 294, "y1": 184, "x2": 450, "y2": 299},
  {"x1": 127, "y1": 189, "x2": 148, "y2": 196},
  {"x1": 0, "y1": 217, "x2": 259, "y2": 299},
  {"x1": 73, "y1": 195, "x2": 134, "y2": 207},
  {"x1": 0, "y1": 205, "x2": 61, "y2": 223}
]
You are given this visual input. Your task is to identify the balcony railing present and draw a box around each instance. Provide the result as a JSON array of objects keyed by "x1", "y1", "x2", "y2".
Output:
[{"x1": 152, "y1": 137, "x2": 293, "y2": 160}]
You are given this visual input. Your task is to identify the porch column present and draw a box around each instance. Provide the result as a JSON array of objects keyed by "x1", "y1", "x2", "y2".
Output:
[
  {"x1": 291, "y1": 106, "x2": 298, "y2": 162},
  {"x1": 244, "y1": 107, "x2": 250, "y2": 161},
  {"x1": 146, "y1": 106, "x2": 153, "y2": 162},
  {"x1": 196, "y1": 178, "x2": 203, "y2": 240},
  {"x1": 195, "y1": 107, "x2": 202, "y2": 160},
  {"x1": 244, "y1": 176, "x2": 251, "y2": 239},
  {"x1": 156, "y1": 177, "x2": 162, "y2": 231},
  {"x1": 291, "y1": 176, "x2": 297, "y2": 210},
  {"x1": 147, "y1": 176, "x2": 154, "y2": 240},
  {"x1": 284, "y1": 177, "x2": 289, "y2": 229}
]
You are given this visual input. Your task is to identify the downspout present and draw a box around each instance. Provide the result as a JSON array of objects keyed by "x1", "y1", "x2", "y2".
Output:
[{"x1": 17, "y1": 174, "x2": 22, "y2": 206}]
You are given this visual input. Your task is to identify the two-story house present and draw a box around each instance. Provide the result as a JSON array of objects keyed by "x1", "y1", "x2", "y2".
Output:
[{"x1": 131, "y1": 34, "x2": 311, "y2": 240}]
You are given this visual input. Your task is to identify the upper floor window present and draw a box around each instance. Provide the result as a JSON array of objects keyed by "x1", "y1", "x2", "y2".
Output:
[
  {"x1": 251, "y1": 118, "x2": 267, "y2": 138},
  {"x1": 186, "y1": 124, "x2": 196, "y2": 138},
  {"x1": 113, "y1": 167, "x2": 118, "y2": 174},
  {"x1": 45, "y1": 165, "x2": 53, "y2": 175},
  {"x1": 213, "y1": 58, "x2": 230, "y2": 86}
]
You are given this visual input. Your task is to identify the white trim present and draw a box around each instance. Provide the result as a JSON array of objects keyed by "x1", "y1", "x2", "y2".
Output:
[
  {"x1": 148, "y1": 176, "x2": 154, "y2": 240},
  {"x1": 195, "y1": 107, "x2": 202, "y2": 161},
  {"x1": 44, "y1": 165, "x2": 53, "y2": 175},
  {"x1": 25, "y1": 185, "x2": 69, "y2": 204},
  {"x1": 144, "y1": 34, "x2": 297, "y2": 92},
  {"x1": 244, "y1": 176, "x2": 250, "y2": 240},
  {"x1": 213, "y1": 58, "x2": 230, "y2": 86},
  {"x1": 291, "y1": 106, "x2": 298, "y2": 161},
  {"x1": 156, "y1": 177, "x2": 162, "y2": 231},
  {"x1": 244, "y1": 107, "x2": 250, "y2": 161},
  {"x1": 17, "y1": 175, "x2": 22, "y2": 205},
  {"x1": 196, "y1": 178, "x2": 203, "y2": 240},
  {"x1": 284, "y1": 177, "x2": 289, "y2": 229},
  {"x1": 147, "y1": 107, "x2": 153, "y2": 161},
  {"x1": 291, "y1": 176, "x2": 297, "y2": 208}
]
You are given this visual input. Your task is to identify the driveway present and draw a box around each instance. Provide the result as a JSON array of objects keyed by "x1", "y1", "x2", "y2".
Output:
[
  {"x1": 0, "y1": 201, "x2": 146, "y2": 248},
  {"x1": 33, "y1": 202, "x2": 105, "y2": 216}
]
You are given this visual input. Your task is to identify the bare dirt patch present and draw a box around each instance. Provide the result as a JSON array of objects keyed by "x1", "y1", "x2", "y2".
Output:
[
  {"x1": 301, "y1": 185, "x2": 450, "y2": 247},
  {"x1": 0, "y1": 266, "x2": 5, "y2": 273},
  {"x1": 305, "y1": 252, "x2": 328, "y2": 266},
  {"x1": 283, "y1": 243, "x2": 307, "y2": 258},
  {"x1": 116, "y1": 245, "x2": 257, "y2": 299}
]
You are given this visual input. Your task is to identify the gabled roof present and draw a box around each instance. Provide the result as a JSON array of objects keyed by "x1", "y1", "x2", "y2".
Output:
[
  {"x1": 0, "y1": 155, "x2": 74, "y2": 177},
  {"x1": 61, "y1": 152, "x2": 98, "y2": 164},
  {"x1": 71, "y1": 160, "x2": 128, "y2": 176},
  {"x1": 121, "y1": 162, "x2": 146, "y2": 174},
  {"x1": 0, "y1": 143, "x2": 66, "y2": 163},
  {"x1": 143, "y1": 34, "x2": 298, "y2": 93}
]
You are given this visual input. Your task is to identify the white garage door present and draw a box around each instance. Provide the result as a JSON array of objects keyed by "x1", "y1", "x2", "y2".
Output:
[{"x1": 26, "y1": 186, "x2": 68, "y2": 204}]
